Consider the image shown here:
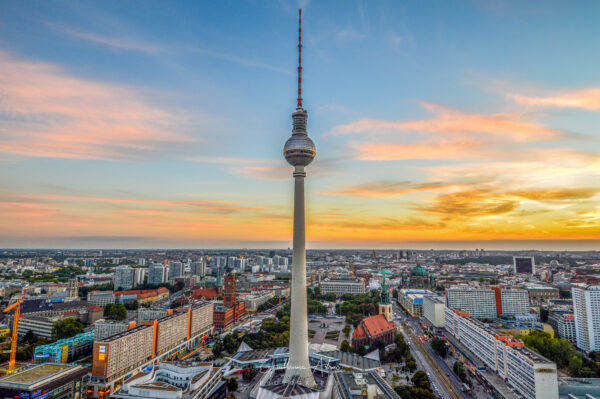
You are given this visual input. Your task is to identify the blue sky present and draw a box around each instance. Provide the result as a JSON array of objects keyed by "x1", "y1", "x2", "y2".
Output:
[{"x1": 0, "y1": 0, "x2": 599, "y2": 249}]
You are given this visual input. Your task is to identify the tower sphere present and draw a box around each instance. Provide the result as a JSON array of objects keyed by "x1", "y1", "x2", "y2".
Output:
[{"x1": 284, "y1": 134, "x2": 315, "y2": 167}]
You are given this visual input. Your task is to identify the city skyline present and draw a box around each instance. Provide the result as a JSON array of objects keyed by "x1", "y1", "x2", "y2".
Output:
[{"x1": 1, "y1": 1, "x2": 599, "y2": 250}]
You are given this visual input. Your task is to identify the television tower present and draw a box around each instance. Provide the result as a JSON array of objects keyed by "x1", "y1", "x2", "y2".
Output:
[{"x1": 282, "y1": 8, "x2": 316, "y2": 387}]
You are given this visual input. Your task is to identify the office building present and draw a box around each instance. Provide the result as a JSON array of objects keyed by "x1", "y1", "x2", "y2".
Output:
[
  {"x1": 572, "y1": 284, "x2": 600, "y2": 352},
  {"x1": 398, "y1": 289, "x2": 435, "y2": 316},
  {"x1": 423, "y1": 296, "x2": 446, "y2": 328},
  {"x1": 523, "y1": 284, "x2": 560, "y2": 305},
  {"x1": 445, "y1": 309, "x2": 558, "y2": 399},
  {"x1": 0, "y1": 364, "x2": 88, "y2": 399},
  {"x1": 18, "y1": 316, "x2": 61, "y2": 339},
  {"x1": 34, "y1": 330, "x2": 94, "y2": 364},
  {"x1": 148, "y1": 263, "x2": 168, "y2": 285},
  {"x1": 115, "y1": 265, "x2": 135, "y2": 290},
  {"x1": 332, "y1": 371, "x2": 399, "y2": 399},
  {"x1": 320, "y1": 278, "x2": 366, "y2": 296},
  {"x1": 513, "y1": 256, "x2": 535, "y2": 274}
]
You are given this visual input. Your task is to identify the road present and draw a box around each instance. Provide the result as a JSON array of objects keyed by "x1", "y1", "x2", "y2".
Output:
[{"x1": 393, "y1": 302, "x2": 467, "y2": 399}]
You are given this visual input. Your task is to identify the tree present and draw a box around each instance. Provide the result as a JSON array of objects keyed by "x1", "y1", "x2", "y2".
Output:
[
  {"x1": 124, "y1": 300, "x2": 139, "y2": 311},
  {"x1": 411, "y1": 370, "x2": 431, "y2": 391},
  {"x1": 225, "y1": 378, "x2": 238, "y2": 392},
  {"x1": 104, "y1": 303, "x2": 127, "y2": 320},
  {"x1": 453, "y1": 361, "x2": 469, "y2": 385},
  {"x1": 343, "y1": 325, "x2": 351, "y2": 337},
  {"x1": 23, "y1": 330, "x2": 36, "y2": 344},
  {"x1": 340, "y1": 340, "x2": 351, "y2": 352},
  {"x1": 430, "y1": 337, "x2": 448, "y2": 358},
  {"x1": 52, "y1": 317, "x2": 84, "y2": 340},
  {"x1": 355, "y1": 345, "x2": 367, "y2": 356},
  {"x1": 242, "y1": 364, "x2": 258, "y2": 381}
]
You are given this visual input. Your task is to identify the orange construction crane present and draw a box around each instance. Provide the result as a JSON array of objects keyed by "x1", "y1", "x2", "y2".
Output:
[{"x1": 3, "y1": 293, "x2": 23, "y2": 374}]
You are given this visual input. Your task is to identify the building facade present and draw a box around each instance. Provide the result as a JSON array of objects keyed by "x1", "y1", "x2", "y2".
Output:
[
  {"x1": 320, "y1": 278, "x2": 366, "y2": 296},
  {"x1": 445, "y1": 308, "x2": 558, "y2": 399},
  {"x1": 572, "y1": 284, "x2": 600, "y2": 352},
  {"x1": 423, "y1": 296, "x2": 446, "y2": 328}
]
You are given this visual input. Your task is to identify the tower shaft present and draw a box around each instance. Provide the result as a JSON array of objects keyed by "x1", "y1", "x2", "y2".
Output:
[{"x1": 283, "y1": 166, "x2": 315, "y2": 386}]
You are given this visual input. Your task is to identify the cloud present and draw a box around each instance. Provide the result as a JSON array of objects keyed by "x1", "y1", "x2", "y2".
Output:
[
  {"x1": 47, "y1": 23, "x2": 160, "y2": 53},
  {"x1": 352, "y1": 140, "x2": 483, "y2": 161},
  {"x1": 331, "y1": 102, "x2": 562, "y2": 142},
  {"x1": 336, "y1": 28, "x2": 367, "y2": 40},
  {"x1": 507, "y1": 88, "x2": 600, "y2": 110},
  {"x1": 326, "y1": 180, "x2": 451, "y2": 197},
  {"x1": 0, "y1": 51, "x2": 196, "y2": 160}
]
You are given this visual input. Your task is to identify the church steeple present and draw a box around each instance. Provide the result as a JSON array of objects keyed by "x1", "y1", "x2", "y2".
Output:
[{"x1": 379, "y1": 274, "x2": 393, "y2": 322}]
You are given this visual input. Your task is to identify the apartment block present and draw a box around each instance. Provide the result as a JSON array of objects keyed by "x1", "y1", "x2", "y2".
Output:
[
  {"x1": 90, "y1": 301, "x2": 214, "y2": 398},
  {"x1": 445, "y1": 308, "x2": 558, "y2": 399}
]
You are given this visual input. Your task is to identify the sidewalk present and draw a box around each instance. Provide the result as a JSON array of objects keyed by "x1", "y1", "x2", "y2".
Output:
[{"x1": 445, "y1": 334, "x2": 519, "y2": 399}]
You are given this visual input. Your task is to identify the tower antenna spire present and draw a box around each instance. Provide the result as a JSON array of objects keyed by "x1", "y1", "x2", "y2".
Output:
[{"x1": 297, "y1": 8, "x2": 303, "y2": 109}]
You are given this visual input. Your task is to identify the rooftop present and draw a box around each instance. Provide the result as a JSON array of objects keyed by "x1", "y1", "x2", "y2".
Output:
[{"x1": 0, "y1": 363, "x2": 75, "y2": 386}]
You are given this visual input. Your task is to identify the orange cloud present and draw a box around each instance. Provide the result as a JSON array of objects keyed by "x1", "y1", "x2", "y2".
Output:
[
  {"x1": 352, "y1": 140, "x2": 483, "y2": 161},
  {"x1": 0, "y1": 51, "x2": 195, "y2": 160},
  {"x1": 326, "y1": 180, "x2": 452, "y2": 197},
  {"x1": 331, "y1": 102, "x2": 562, "y2": 142},
  {"x1": 508, "y1": 88, "x2": 600, "y2": 110}
]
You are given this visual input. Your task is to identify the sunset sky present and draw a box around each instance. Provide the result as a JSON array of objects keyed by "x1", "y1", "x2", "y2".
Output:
[{"x1": 1, "y1": 1, "x2": 599, "y2": 249}]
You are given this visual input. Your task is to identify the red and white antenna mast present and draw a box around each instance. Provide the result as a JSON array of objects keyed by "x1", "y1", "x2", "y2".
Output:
[{"x1": 297, "y1": 8, "x2": 303, "y2": 109}]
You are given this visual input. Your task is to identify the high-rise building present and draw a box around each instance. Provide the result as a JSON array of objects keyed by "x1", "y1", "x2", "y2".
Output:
[
  {"x1": 168, "y1": 261, "x2": 183, "y2": 279},
  {"x1": 572, "y1": 284, "x2": 600, "y2": 352},
  {"x1": 114, "y1": 265, "x2": 135, "y2": 290},
  {"x1": 281, "y1": 8, "x2": 316, "y2": 387},
  {"x1": 133, "y1": 268, "x2": 145, "y2": 287},
  {"x1": 190, "y1": 259, "x2": 205, "y2": 277},
  {"x1": 148, "y1": 263, "x2": 167, "y2": 285}
]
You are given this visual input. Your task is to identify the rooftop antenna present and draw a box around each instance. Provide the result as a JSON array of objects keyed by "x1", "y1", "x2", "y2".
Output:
[{"x1": 297, "y1": 8, "x2": 303, "y2": 109}]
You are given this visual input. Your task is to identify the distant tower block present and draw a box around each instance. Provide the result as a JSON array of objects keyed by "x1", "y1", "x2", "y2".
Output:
[{"x1": 282, "y1": 8, "x2": 316, "y2": 388}]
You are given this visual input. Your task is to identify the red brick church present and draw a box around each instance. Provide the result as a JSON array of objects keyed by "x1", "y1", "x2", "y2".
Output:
[{"x1": 351, "y1": 314, "x2": 397, "y2": 350}]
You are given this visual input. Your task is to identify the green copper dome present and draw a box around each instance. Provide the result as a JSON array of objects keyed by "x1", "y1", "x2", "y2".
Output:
[{"x1": 411, "y1": 262, "x2": 427, "y2": 277}]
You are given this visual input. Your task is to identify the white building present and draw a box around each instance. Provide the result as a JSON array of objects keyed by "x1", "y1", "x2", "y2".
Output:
[
  {"x1": 423, "y1": 296, "x2": 445, "y2": 328},
  {"x1": 133, "y1": 268, "x2": 146, "y2": 287},
  {"x1": 88, "y1": 291, "x2": 116, "y2": 307},
  {"x1": 445, "y1": 308, "x2": 558, "y2": 399},
  {"x1": 572, "y1": 284, "x2": 600, "y2": 352},
  {"x1": 498, "y1": 288, "x2": 530, "y2": 317},
  {"x1": 446, "y1": 287, "x2": 497, "y2": 319},
  {"x1": 111, "y1": 361, "x2": 223, "y2": 399},
  {"x1": 320, "y1": 278, "x2": 366, "y2": 296},
  {"x1": 398, "y1": 289, "x2": 435, "y2": 316},
  {"x1": 556, "y1": 314, "x2": 576, "y2": 343}
]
